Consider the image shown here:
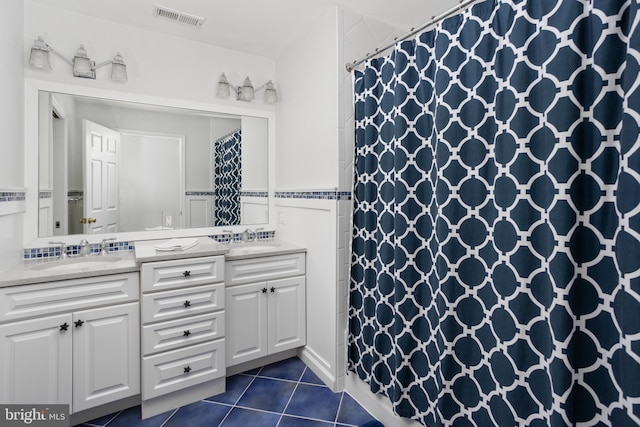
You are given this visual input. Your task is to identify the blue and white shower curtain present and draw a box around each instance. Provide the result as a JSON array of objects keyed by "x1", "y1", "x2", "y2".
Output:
[
  {"x1": 214, "y1": 129, "x2": 242, "y2": 226},
  {"x1": 349, "y1": 0, "x2": 640, "y2": 426}
]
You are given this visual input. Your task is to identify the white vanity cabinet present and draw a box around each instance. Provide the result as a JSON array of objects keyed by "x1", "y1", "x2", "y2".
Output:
[
  {"x1": 225, "y1": 252, "x2": 306, "y2": 367},
  {"x1": 139, "y1": 255, "x2": 226, "y2": 419},
  {"x1": 0, "y1": 273, "x2": 140, "y2": 414}
]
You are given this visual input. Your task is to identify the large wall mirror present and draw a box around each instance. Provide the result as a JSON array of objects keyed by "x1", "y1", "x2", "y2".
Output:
[{"x1": 25, "y1": 80, "x2": 273, "y2": 244}]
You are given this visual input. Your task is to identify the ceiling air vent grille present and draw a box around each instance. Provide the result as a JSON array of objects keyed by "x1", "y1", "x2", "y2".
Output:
[{"x1": 153, "y1": 5, "x2": 205, "y2": 28}]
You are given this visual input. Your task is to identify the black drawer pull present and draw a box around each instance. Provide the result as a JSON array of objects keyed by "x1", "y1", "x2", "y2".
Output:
[
  {"x1": 59, "y1": 322, "x2": 69, "y2": 332},
  {"x1": 183, "y1": 330, "x2": 191, "y2": 337},
  {"x1": 184, "y1": 366, "x2": 191, "y2": 374},
  {"x1": 262, "y1": 288, "x2": 267, "y2": 294},
  {"x1": 270, "y1": 287, "x2": 276, "y2": 293},
  {"x1": 183, "y1": 300, "x2": 191, "y2": 308},
  {"x1": 183, "y1": 270, "x2": 191, "y2": 277},
  {"x1": 74, "y1": 320, "x2": 84, "y2": 328}
]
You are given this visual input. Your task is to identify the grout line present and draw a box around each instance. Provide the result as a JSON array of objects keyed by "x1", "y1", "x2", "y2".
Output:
[
  {"x1": 334, "y1": 392, "x2": 345, "y2": 425},
  {"x1": 276, "y1": 370, "x2": 302, "y2": 427},
  {"x1": 101, "y1": 410, "x2": 123, "y2": 426},
  {"x1": 217, "y1": 373, "x2": 260, "y2": 425},
  {"x1": 158, "y1": 408, "x2": 180, "y2": 427}
]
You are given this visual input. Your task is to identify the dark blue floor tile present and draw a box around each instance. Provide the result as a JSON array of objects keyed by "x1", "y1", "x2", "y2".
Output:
[
  {"x1": 337, "y1": 393, "x2": 376, "y2": 426},
  {"x1": 163, "y1": 401, "x2": 230, "y2": 427},
  {"x1": 243, "y1": 367, "x2": 262, "y2": 376},
  {"x1": 102, "y1": 406, "x2": 173, "y2": 427},
  {"x1": 258, "y1": 357, "x2": 306, "y2": 381},
  {"x1": 300, "y1": 367, "x2": 325, "y2": 386},
  {"x1": 236, "y1": 377, "x2": 296, "y2": 412},
  {"x1": 278, "y1": 415, "x2": 335, "y2": 426},
  {"x1": 78, "y1": 411, "x2": 119, "y2": 426},
  {"x1": 220, "y1": 407, "x2": 280, "y2": 427},
  {"x1": 285, "y1": 384, "x2": 342, "y2": 422},
  {"x1": 205, "y1": 374, "x2": 254, "y2": 405}
]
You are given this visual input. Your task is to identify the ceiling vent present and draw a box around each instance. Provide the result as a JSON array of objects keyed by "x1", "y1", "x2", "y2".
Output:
[{"x1": 153, "y1": 5, "x2": 205, "y2": 28}]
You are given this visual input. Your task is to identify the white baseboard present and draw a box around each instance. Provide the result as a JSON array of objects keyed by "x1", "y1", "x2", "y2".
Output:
[
  {"x1": 344, "y1": 373, "x2": 423, "y2": 427},
  {"x1": 297, "y1": 347, "x2": 338, "y2": 391}
]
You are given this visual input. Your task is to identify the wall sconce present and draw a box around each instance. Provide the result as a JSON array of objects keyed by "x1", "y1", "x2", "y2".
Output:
[
  {"x1": 29, "y1": 36, "x2": 128, "y2": 83},
  {"x1": 216, "y1": 73, "x2": 278, "y2": 103}
]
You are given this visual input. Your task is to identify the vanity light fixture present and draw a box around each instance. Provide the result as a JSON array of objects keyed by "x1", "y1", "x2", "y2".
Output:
[
  {"x1": 28, "y1": 36, "x2": 128, "y2": 83},
  {"x1": 216, "y1": 73, "x2": 278, "y2": 103}
]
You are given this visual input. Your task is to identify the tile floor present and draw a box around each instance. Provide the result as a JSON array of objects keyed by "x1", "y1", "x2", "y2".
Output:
[{"x1": 76, "y1": 357, "x2": 380, "y2": 427}]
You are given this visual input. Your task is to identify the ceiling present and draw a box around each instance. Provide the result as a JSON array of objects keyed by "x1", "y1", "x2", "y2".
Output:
[{"x1": 30, "y1": 0, "x2": 460, "y2": 58}]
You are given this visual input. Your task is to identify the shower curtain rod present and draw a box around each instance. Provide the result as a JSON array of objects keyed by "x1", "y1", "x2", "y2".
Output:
[
  {"x1": 345, "y1": 0, "x2": 479, "y2": 72},
  {"x1": 215, "y1": 128, "x2": 241, "y2": 142}
]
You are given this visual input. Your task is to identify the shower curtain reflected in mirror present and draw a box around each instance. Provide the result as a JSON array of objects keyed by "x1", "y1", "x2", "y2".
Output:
[
  {"x1": 349, "y1": 0, "x2": 640, "y2": 425},
  {"x1": 214, "y1": 129, "x2": 242, "y2": 226}
]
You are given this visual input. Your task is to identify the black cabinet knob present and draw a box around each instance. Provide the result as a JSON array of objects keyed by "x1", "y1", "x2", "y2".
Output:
[
  {"x1": 183, "y1": 330, "x2": 191, "y2": 337},
  {"x1": 74, "y1": 320, "x2": 84, "y2": 328},
  {"x1": 183, "y1": 271, "x2": 191, "y2": 277},
  {"x1": 262, "y1": 288, "x2": 268, "y2": 294},
  {"x1": 270, "y1": 287, "x2": 276, "y2": 293},
  {"x1": 184, "y1": 300, "x2": 191, "y2": 308},
  {"x1": 184, "y1": 366, "x2": 191, "y2": 374},
  {"x1": 59, "y1": 322, "x2": 69, "y2": 331}
]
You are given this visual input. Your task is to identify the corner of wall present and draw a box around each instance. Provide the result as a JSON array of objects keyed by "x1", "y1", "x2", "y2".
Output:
[{"x1": 0, "y1": 0, "x2": 26, "y2": 272}]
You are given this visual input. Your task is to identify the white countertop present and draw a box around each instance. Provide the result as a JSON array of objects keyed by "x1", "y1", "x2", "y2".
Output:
[
  {"x1": 0, "y1": 238, "x2": 306, "y2": 288},
  {"x1": 0, "y1": 251, "x2": 139, "y2": 288},
  {"x1": 223, "y1": 240, "x2": 306, "y2": 260}
]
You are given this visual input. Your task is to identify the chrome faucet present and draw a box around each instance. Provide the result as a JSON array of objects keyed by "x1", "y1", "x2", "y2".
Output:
[
  {"x1": 100, "y1": 238, "x2": 116, "y2": 255},
  {"x1": 241, "y1": 228, "x2": 254, "y2": 243},
  {"x1": 79, "y1": 239, "x2": 91, "y2": 256},
  {"x1": 49, "y1": 241, "x2": 68, "y2": 259}
]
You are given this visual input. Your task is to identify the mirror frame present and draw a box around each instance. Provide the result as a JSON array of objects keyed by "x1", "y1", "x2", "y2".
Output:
[{"x1": 24, "y1": 79, "x2": 276, "y2": 247}]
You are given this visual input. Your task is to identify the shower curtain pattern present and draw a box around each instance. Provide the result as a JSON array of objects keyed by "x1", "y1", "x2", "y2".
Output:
[
  {"x1": 214, "y1": 129, "x2": 241, "y2": 226},
  {"x1": 349, "y1": 0, "x2": 640, "y2": 426}
]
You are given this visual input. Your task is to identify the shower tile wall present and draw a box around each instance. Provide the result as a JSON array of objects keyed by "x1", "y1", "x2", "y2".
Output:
[{"x1": 336, "y1": 8, "x2": 404, "y2": 389}]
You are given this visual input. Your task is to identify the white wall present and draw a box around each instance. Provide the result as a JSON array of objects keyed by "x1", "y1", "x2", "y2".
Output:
[
  {"x1": 23, "y1": 1, "x2": 276, "y2": 109},
  {"x1": 0, "y1": 0, "x2": 25, "y2": 272},
  {"x1": 275, "y1": 8, "x2": 342, "y2": 390},
  {"x1": 120, "y1": 134, "x2": 182, "y2": 231},
  {"x1": 275, "y1": 9, "x2": 340, "y2": 191},
  {"x1": 241, "y1": 116, "x2": 268, "y2": 192}
]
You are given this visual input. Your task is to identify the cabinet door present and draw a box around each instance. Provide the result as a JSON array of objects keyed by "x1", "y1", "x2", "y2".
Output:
[
  {"x1": 0, "y1": 314, "x2": 72, "y2": 406},
  {"x1": 225, "y1": 282, "x2": 268, "y2": 366},
  {"x1": 268, "y1": 276, "x2": 306, "y2": 354},
  {"x1": 72, "y1": 302, "x2": 140, "y2": 412}
]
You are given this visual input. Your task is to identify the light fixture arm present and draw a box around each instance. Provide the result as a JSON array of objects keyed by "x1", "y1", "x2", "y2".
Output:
[
  {"x1": 93, "y1": 59, "x2": 114, "y2": 69},
  {"x1": 42, "y1": 42, "x2": 73, "y2": 67}
]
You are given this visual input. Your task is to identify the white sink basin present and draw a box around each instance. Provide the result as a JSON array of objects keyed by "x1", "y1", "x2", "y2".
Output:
[
  {"x1": 31, "y1": 256, "x2": 123, "y2": 271},
  {"x1": 227, "y1": 243, "x2": 281, "y2": 256}
]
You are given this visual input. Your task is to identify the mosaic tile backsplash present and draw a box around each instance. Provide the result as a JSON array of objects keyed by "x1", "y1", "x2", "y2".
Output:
[
  {"x1": 24, "y1": 241, "x2": 135, "y2": 260},
  {"x1": 23, "y1": 232, "x2": 277, "y2": 259},
  {"x1": 0, "y1": 191, "x2": 26, "y2": 202},
  {"x1": 275, "y1": 191, "x2": 352, "y2": 200}
]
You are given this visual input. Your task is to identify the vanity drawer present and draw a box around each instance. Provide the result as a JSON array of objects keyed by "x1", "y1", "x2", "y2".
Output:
[
  {"x1": 141, "y1": 256, "x2": 224, "y2": 293},
  {"x1": 142, "y1": 311, "x2": 225, "y2": 356},
  {"x1": 141, "y1": 283, "x2": 224, "y2": 324},
  {"x1": 225, "y1": 253, "x2": 306, "y2": 287},
  {"x1": 142, "y1": 339, "x2": 225, "y2": 400},
  {"x1": 0, "y1": 273, "x2": 139, "y2": 323}
]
